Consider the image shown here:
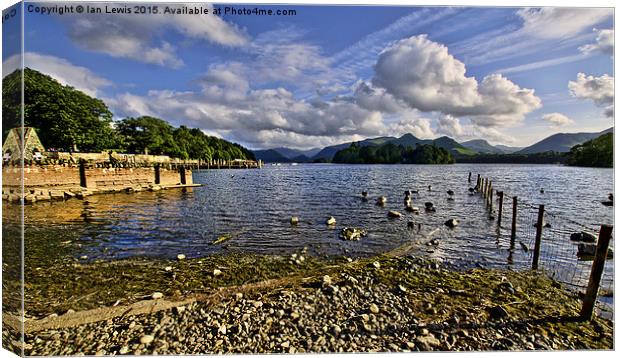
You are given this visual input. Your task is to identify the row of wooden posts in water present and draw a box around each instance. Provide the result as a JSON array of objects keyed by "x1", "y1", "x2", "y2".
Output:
[{"x1": 467, "y1": 171, "x2": 613, "y2": 321}]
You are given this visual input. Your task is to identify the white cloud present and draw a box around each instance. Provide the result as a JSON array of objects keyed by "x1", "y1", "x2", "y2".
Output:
[
  {"x1": 495, "y1": 54, "x2": 588, "y2": 75},
  {"x1": 388, "y1": 115, "x2": 436, "y2": 139},
  {"x1": 64, "y1": 3, "x2": 247, "y2": 68},
  {"x1": 579, "y1": 28, "x2": 614, "y2": 56},
  {"x1": 542, "y1": 112, "x2": 574, "y2": 126},
  {"x1": 517, "y1": 8, "x2": 611, "y2": 39},
  {"x1": 3, "y1": 52, "x2": 111, "y2": 96},
  {"x1": 436, "y1": 115, "x2": 463, "y2": 136},
  {"x1": 568, "y1": 72, "x2": 614, "y2": 117},
  {"x1": 372, "y1": 35, "x2": 541, "y2": 127}
]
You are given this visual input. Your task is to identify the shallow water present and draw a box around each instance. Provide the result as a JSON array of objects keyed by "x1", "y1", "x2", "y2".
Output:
[{"x1": 13, "y1": 163, "x2": 614, "y2": 296}]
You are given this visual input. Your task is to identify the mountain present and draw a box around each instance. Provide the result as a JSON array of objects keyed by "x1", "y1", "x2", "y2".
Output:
[
  {"x1": 494, "y1": 144, "x2": 523, "y2": 153},
  {"x1": 432, "y1": 136, "x2": 476, "y2": 155},
  {"x1": 311, "y1": 136, "x2": 398, "y2": 161},
  {"x1": 461, "y1": 139, "x2": 505, "y2": 154},
  {"x1": 517, "y1": 128, "x2": 613, "y2": 154},
  {"x1": 311, "y1": 134, "x2": 474, "y2": 161},
  {"x1": 253, "y1": 149, "x2": 291, "y2": 163},
  {"x1": 271, "y1": 147, "x2": 322, "y2": 159}
]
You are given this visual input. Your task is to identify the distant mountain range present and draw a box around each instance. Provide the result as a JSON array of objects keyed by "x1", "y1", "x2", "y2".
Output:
[
  {"x1": 252, "y1": 127, "x2": 613, "y2": 163},
  {"x1": 516, "y1": 127, "x2": 613, "y2": 154}
]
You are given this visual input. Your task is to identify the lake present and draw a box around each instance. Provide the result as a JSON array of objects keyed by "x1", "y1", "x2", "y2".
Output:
[{"x1": 14, "y1": 163, "x2": 614, "y2": 297}]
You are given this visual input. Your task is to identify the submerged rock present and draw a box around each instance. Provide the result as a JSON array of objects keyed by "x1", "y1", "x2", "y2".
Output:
[
  {"x1": 570, "y1": 231, "x2": 597, "y2": 243},
  {"x1": 445, "y1": 219, "x2": 459, "y2": 228},
  {"x1": 290, "y1": 216, "x2": 299, "y2": 225},
  {"x1": 376, "y1": 196, "x2": 387, "y2": 206},
  {"x1": 577, "y1": 243, "x2": 614, "y2": 259},
  {"x1": 326, "y1": 216, "x2": 337, "y2": 225},
  {"x1": 340, "y1": 227, "x2": 367, "y2": 241},
  {"x1": 388, "y1": 211, "x2": 402, "y2": 218}
]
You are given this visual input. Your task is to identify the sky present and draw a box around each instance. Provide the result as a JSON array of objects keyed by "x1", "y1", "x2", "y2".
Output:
[{"x1": 1, "y1": 1, "x2": 615, "y2": 150}]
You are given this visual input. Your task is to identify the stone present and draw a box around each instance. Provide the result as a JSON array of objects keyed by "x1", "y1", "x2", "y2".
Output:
[
  {"x1": 376, "y1": 196, "x2": 387, "y2": 206},
  {"x1": 371, "y1": 261, "x2": 381, "y2": 269},
  {"x1": 340, "y1": 227, "x2": 367, "y2": 241},
  {"x1": 326, "y1": 216, "x2": 337, "y2": 225},
  {"x1": 369, "y1": 303, "x2": 380, "y2": 314},
  {"x1": 388, "y1": 210, "x2": 402, "y2": 218},
  {"x1": 151, "y1": 292, "x2": 164, "y2": 300},
  {"x1": 164, "y1": 266, "x2": 173, "y2": 272},
  {"x1": 570, "y1": 231, "x2": 597, "y2": 243},
  {"x1": 577, "y1": 243, "x2": 613, "y2": 258},
  {"x1": 176, "y1": 254, "x2": 186, "y2": 260},
  {"x1": 213, "y1": 269, "x2": 223, "y2": 276},
  {"x1": 398, "y1": 284, "x2": 408, "y2": 293},
  {"x1": 415, "y1": 334, "x2": 441, "y2": 350},
  {"x1": 444, "y1": 219, "x2": 460, "y2": 228},
  {"x1": 290, "y1": 216, "x2": 299, "y2": 225},
  {"x1": 488, "y1": 305, "x2": 509, "y2": 320},
  {"x1": 322, "y1": 275, "x2": 332, "y2": 286},
  {"x1": 140, "y1": 335, "x2": 154, "y2": 345}
]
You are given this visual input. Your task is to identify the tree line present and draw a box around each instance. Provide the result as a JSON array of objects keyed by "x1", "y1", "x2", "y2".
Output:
[
  {"x1": 332, "y1": 142, "x2": 454, "y2": 164},
  {"x1": 2, "y1": 68, "x2": 255, "y2": 161}
]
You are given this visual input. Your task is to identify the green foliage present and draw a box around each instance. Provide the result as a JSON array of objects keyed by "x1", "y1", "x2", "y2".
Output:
[
  {"x1": 566, "y1": 132, "x2": 613, "y2": 168},
  {"x1": 332, "y1": 142, "x2": 454, "y2": 164},
  {"x1": 3, "y1": 68, "x2": 119, "y2": 151},
  {"x1": 455, "y1": 151, "x2": 566, "y2": 164},
  {"x1": 116, "y1": 118, "x2": 254, "y2": 161}
]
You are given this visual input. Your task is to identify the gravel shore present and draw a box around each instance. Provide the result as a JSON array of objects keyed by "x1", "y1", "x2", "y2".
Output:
[{"x1": 22, "y1": 255, "x2": 613, "y2": 355}]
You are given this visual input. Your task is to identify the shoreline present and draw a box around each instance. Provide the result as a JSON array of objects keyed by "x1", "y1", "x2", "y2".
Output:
[{"x1": 4, "y1": 252, "x2": 614, "y2": 354}]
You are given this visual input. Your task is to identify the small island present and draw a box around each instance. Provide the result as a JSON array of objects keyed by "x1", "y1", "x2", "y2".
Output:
[{"x1": 332, "y1": 142, "x2": 454, "y2": 164}]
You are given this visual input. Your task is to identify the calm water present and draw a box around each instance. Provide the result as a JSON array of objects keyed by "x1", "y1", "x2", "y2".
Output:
[{"x1": 16, "y1": 163, "x2": 614, "y2": 294}]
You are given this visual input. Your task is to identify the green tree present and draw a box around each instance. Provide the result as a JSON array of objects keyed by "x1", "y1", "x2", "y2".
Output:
[
  {"x1": 566, "y1": 132, "x2": 613, "y2": 168},
  {"x1": 2, "y1": 68, "x2": 118, "y2": 151}
]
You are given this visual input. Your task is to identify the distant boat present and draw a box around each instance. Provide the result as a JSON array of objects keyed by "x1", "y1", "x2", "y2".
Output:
[{"x1": 291, "y1": 163, "x2": 298, "y2": 166}]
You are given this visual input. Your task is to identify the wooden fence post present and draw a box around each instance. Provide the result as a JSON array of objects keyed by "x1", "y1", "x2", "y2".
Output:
[
  {"x1": 489, "y1": 185, "x2": 493, "y2": 210},
  {"x1": 511, "y1": 196, "x2": 518, "y2": 240},
  {"x1": 154, "y1": 164, "x2": 161, "y2": 185},
  {"x1": 476, "y1": 174, "x2": 481, "y2": 189},
  {"x1": 580, "y1": 225, "x2": 614, "y2": 320},
  {"x1": 532, "y1": 204, "x2": 545, "y2": 270},
  {"x1": 497, "y1": 191, "x2": 504, "y2": 225},
  {"x1": 180, "y1": 166, "x2": 186, "y2": 185},
  {"x1": 468, "y1": 172, "x2": 472, "y2": 183},
  {"x1": 79, "y1": 159, "x2": 87, "y2": 188}
]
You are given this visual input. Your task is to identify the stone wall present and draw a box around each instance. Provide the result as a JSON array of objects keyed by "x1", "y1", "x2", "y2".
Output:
[{"x1": 2, "y1": 165, "x2": 192, "y2": 189}]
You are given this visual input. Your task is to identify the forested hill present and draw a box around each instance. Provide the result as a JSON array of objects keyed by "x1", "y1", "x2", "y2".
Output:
[
  {"x1": 566, "y1": 132, "x2": 613, "y2": 168},
  {"x1": 332, "y1": 142, "x2": 454, "y2": 164},
  {"x1": 2, "y1": 68, "x2": 254, "y2": 161}
]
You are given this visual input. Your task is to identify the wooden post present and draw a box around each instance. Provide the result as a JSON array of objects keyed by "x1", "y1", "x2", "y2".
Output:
[
  {"x1": 79, "y1": 159, "x2": 87, "y2": 188},
  {"x1": 180, "y1": 166, "x2": 186, "y2": 185},
  {"x1": 511, "y1": 196, "x2": 518, "y2": 240},
  {"x1": 489, "y1": 184, "x2": 493, "y2": 210},
  {"x1": 580, "y1": 225, "x2": 614, "y2": 320},
  {"x1": 468, "y1": 172, "x2": 472, "y2": 183},
  {"x1": 154, "y1": 164, "x2": 161, "y2": 185},
  {"x1": 497, "y1": 191, "x2": 504, "y2": 225},
  {"x1": 532, "y1": 204, "x2": 545, "y2": 270},
  {"x1": 476, "y1": 174, "x2": 481, "y2": 189}
]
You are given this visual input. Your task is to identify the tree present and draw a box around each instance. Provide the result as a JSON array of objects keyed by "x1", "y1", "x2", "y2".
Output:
[
  {"x1": 566, "y1": 132, "x2": 613, "y2": 168},
  {"x1": 2, "y1": 68, "x2": 119, "y2": 151},
  {"x1": 116, "y1": 116, "x2": 180, "y2": 155}
]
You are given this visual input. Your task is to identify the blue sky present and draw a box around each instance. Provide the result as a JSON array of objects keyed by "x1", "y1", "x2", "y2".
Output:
[{"x1": 2, "y1": 2, "x2": 615, "y2": 150}]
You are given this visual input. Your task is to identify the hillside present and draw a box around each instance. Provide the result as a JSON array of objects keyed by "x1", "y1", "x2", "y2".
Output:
[
  {"x1": 253, "y1": 149, "x2": 291, "y2": 163},
  {"x1": 517, "y1": 128, "x2": 613, "y2": 154},
  {"x1": 566, "y1": 132, "x2": 613, "y2": 168},
  {"x1": 461, "y1": 139, "x2": 505, "y2": 154}
]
